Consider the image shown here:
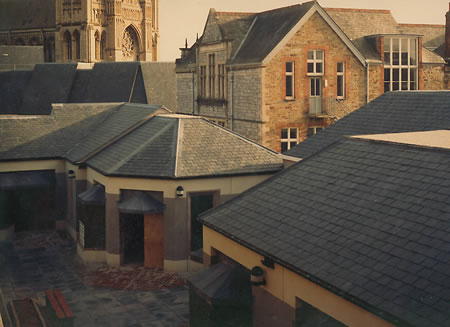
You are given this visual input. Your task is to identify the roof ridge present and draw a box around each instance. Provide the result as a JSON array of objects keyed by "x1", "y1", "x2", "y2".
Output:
[
  {"x1": 258, "y1": 2, "x2": 313, "y2": 15},
  {"x1": 174, "y1": 118, "x2": 182, "y2": 177},
  {"x1": 324, "y1": 7, "x2": 391, "y2": 14},
  {"x1": 215, "y1": 11, "x2": 255, "y2": 16},
  {"x1": 104, "y1": 118, "x2": 177, "y2": 175}
]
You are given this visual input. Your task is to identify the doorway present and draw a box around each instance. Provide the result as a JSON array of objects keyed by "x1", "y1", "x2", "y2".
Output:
[
  {"x1": 190, "y1": 193, "x2": 214, "y2": 252},
  {"x1": 120, "y1": 213, "x2": 144, "y2": 264},
  {"x1": 309, "y1": 77, "x2": 322, "y2": 115}
]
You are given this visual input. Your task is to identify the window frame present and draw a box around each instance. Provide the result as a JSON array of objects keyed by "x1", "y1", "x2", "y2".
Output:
[
  {"x1": 280, "y1": 127, "x2": 299, "y2": 152},
  {"x1": 307, "y1": 126, "x2": 323, "y2": 137},
  {"x1": 208, "y1": 54, "x2": 216, "y2": 98},
  {"x1": 337, "y1": 62, "x2": 345, "y2": 99},
  {"x1": 307, "y1": 50, "x2": 324, "y2": 76},
  {"x1": 383, "y1": 37, "x2": 418, "y2": 92},
  {"x1": 285, "y1": 61, "x2": 295, "y2": 100},
  {"x1": 200, "y1": 65, "x2": 207, "y2": 97},
  {"x1": 218, "y1": 64, "x2": 225, "y2": 99}
]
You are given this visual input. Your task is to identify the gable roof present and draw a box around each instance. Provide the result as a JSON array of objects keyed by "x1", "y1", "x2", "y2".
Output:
[
  {"x1": 0, "y1": 62, "x2": 176, "y2": 115},
  {"x1": 0, "y1": 106, "x2": 283, "y2": 179},
  {"x1": 202, "y1": 133, "x2": 450, "y2": 327},
  {"x1": 286, "y1": 91, "x2": 450, "y2": 159}
]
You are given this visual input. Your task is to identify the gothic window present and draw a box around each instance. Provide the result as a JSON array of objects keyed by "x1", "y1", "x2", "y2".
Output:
[
  {"x1": 45, "y1": 37, "x2": 55, "y2": 62},
  {"x1": 100, "y1": 32, "x2": 106, "y2": 60},
  {"x1": 122, "y1": 26, "x2": 139, "y2": 61},
  {"x1": 73, "y1": 30, "x2": 80, "y2": 60},
  {"x1": 94, "y1": 31, "x2": 100, "y2": 61},
  {"x1": 64, "y1": 31, "x2": 72, "y2": 60},
  {"x1": 15, "y1": 38, "x2": 25, "y2": 46}
]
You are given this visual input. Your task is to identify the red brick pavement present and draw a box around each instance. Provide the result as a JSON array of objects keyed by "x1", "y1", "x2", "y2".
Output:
[{"x1": 82, "y1": 265, "x2": 185, "y2": 291}]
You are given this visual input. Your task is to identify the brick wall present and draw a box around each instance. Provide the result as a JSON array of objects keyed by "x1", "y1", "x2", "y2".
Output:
[{"x1": 262, "y1": 12, "x2": 367, "y2": 152}]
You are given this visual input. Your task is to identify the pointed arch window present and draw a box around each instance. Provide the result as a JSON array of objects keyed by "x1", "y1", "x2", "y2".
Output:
[
  {"x1": 94, "y1": 31, "x2": 100, "y2": 61},
  {"x1": 122, "y1": 26, "x2": 139, "y2": 61},
  {"x1": 64, "y1": 31, "x2": 72, "y2": 60},
  {"x1": 100, "y1": 32, "x2": 106, "y2": 60},
  {"x1": 73, "y1": 30, "x2": 80, "y2": 60}
]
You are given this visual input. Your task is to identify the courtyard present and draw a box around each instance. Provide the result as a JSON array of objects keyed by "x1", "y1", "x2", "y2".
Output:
[{"x1": 0, "y1": 231, "x2": 189, "y2": 327}]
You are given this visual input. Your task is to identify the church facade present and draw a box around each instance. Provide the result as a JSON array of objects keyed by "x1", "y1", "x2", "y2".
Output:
[{"x1": 0, "y1": 0, "x2": 159, "y2": 62}]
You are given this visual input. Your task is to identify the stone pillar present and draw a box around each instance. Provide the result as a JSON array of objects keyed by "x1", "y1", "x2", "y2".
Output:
[{"x1": 105, "y1": 192, "x2": 120, "y2": 265}]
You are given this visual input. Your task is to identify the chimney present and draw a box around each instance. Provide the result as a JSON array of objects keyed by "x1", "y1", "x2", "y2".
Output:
[
  {"x1": 179, "y1": 38, "x2": 189, "y2": 59},
  {"x1": 446, "y1": 2, "x2": 450, "y2": 61}
]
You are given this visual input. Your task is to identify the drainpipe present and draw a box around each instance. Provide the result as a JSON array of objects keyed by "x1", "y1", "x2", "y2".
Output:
[
  {"x1": 231, "y1": 70, "x2": 234, "y2": 131},
  {"x1": 366, "y1": 60, "x2": 370, "y2": 103},
  {"x1": 192, "y1": 71, "x2": 195, "y2": 115}
]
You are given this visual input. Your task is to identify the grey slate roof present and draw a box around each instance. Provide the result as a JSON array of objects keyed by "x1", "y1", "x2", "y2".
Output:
[
  {"x1": 231, "y1": 3, "x2": 314, "y2": 64},
  {"x1": 286, "y1": 91, "x2": 450, "y2": 159},
  {"x1": 1, "y1": 62, "x2": 176, "y2": 115},
  {"x1": 202, "y1": 137, "x2": 450, "y2": 327},
  {"x1": 0, "y1": 0, "x2": 56, "y2": 31},
  {"x1": 0, "y1": 107, "x2": 282, "y2": 179},
  {"x1": 86, "y1": 115, "x2": 283, "y2": 178}
]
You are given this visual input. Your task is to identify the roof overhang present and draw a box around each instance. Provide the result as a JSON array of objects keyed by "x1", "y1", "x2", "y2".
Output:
[
  {"x1": 78, "y1": 184, "x2": 105, "y2": 205},
  {"x1": 262, "y1": 2, "x2": 367, "y2": 67},
  {"x1": 117, "y1": 192, "x2": 165, "y2": 215}
]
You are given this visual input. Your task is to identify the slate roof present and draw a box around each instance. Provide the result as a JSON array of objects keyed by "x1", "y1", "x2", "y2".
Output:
[
  {"x1": 86, "y1": 115, "x2": 283, "y2": 178},
  {"x1": 202, "y1": 135, "x2": 450, "y2": 327},
  {"x1": 0, "y1": 0, "x2": 56, "y2": 31},
  {"x1": 177, "y1": 2, "x2": 445, "y2": 66},
  {"x1": 0, "y1": 107, "x2": 283, "y2": 179},
  {"x1": 0, "y1": 62, "x2": 176, "y2": 115},
  {"x1": 286, "y1": 91, "x2": 450, "y2": 159}
]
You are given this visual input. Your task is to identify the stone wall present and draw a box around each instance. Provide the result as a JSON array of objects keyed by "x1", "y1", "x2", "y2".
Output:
[
  {"x1": 423, "y1": 64, "x2": 446, "y2": 90},
  {"x1": 262, "y1": 12, "x2": 367, "y2": 152}
]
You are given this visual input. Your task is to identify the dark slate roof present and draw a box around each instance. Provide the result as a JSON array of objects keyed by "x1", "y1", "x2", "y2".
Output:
[
  {"x1": 202, "y1": 137, "x2": 450, "y2": 327},
  {"x1": 78, "y1": 184, "x2": 105, "y2": 205},
  {"x1": 0, "y1": 0, "x2": 56, "y2": 31},
  {"x1": 0, "y1": 108, "x2": 282, "y2": 179},
  {"x1": 87, "y1": 115, "x2": 283, "y2": 178},
  {"x1": 64, "y1": 103, "x2": 161, "y2": 163},
  {"x1": 0, "y1": 70, "x2": 32, "y2": 114},
  {"x1": 20, "y1": 63, "x2": 78, "y2": 115},
  {"x1": 140, "y1": 62, "x2": 176, "y2": 110},
  {"x1": 231, "y1": 2, "x2": 315, "y2": 64},
  {"x1": 82, "y1": 62, "x2": 146, "y2": 103},
  {"x1": 117, "y1": 192, "x2": 165, "y2": 214},
  {"x1": 286, "y1": 91, "x2": 450, "y2": 159}
]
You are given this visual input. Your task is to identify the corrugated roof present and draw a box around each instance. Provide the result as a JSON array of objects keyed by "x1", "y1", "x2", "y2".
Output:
[
  {"x1": 286, "y1": 91, "x2": 450, "y2": 159},
  {"x1": 202, "y1": 135, "x2": 450, "y2": 327}
]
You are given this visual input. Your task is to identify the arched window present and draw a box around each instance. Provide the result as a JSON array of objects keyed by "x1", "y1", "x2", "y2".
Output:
[
  {"x1": 100, "y1": 32, "x2": 106, "y2": 60},
  {"x1": 29, "y1": 37, "x2": 39, "y2": 46},
  {"x1": 45, "y1": 37, "x2": 55, "y2": 62},
  {"x1": 94, "y1": 31, "x2": 100, "y2": 61},
  {"x1": 122, "y1": 26, "x2": 140, "y2": 61},
  {"x1": 15, "y1": 38, "x2": 25, "y2": 46},
  {"x1": 64, "y1": 31, "x2": 72, "y2": 60},
  {"x1": 73, "y1": 30, "x2": 80, "y2": 60}
]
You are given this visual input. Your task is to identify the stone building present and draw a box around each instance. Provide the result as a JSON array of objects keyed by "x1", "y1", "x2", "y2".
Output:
[
  {"x1": 176, "y1": 1, "x2": 449, "y2": 153},
  {"x1": 0, "y1": 0, "x2": 159, "y2": 63}
]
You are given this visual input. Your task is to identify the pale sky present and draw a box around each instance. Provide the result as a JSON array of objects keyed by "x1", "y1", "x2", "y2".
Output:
[{"x1": 159, "y1": 0, "x2": 449, "y2": 61}]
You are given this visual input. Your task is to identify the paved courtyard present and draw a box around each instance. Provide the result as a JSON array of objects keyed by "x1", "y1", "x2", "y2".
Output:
[{"x1": 0, "y1": 231, "x2": 189, "y2": 327}]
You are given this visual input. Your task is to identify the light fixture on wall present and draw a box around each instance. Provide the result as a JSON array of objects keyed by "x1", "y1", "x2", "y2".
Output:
[
  {"x1": 250, "y1": 266, "x2": 266, "y2": 286},
  {"x1": 176, "y1": 186, "x2": 184, "y2": 197},
  {"x1": 67, "y1": 170, "x2": 76, "y2": 179}
]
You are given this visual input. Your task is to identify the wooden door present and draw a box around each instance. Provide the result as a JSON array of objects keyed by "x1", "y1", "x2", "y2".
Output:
[{"x1": 144, "y1": 213, "x2": 164, "y2": 268}]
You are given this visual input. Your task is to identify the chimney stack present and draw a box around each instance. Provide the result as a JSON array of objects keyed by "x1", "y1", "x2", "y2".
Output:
[{"x1": 446, "y1": 2, "x2": 450, "y2": 61}]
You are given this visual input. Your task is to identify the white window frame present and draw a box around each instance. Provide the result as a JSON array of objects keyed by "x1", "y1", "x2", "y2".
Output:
[
  {"x1": 285, "y1": 61, "x2": 295, "y2": 100},
  {"x1": 307, "y1": 50, "x2": 324, "y2": 76},
  {"x1": 383, "y1": 37, "x2": 418, "y2": 92},
  {"x1": 307, "y1": 126, "x2": 323, "y2": 137},
  {"x1": 281, "y1": 128, "x2": 298, "y2": 152},
  {"x1": 337, "y1": 62, "x2": 345, "y2": 98}
]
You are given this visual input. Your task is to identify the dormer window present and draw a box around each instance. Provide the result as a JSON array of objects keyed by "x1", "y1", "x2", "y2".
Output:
[
  {"x1": 307, "y1": 50, "x2": 324, "y2": 76},
  {"x1": 383, "y1": 37, "x2": 417, "y2": 92}
]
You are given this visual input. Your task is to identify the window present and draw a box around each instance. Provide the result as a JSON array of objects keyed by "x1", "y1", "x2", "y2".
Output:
[
  {"x1": 209, "y1": 119, "x2": 226, "y2": 127},
  {"x1": 100, "y1": 32, "x2": 106, "y2": 60},
  {"x1": 281, "y1": 128, "x2": 298, "y2": 152},
  {"x1": 337, "y1": 62, "x2": 344, "y2": 98},
  {"x1": 208, "y1": 54, "x2": 215, "y2": 98},
  {"x1": 307, "y1": 126, "x2": 323, "y2": 137},
  {"x1": 73, "y1": 30, "x2": 80, "y2": 60},
  {"x1": 285, "y1": 61, "x2": 295, "y2": 99},
  {"x1": 94, "y1": 31, "x2": 100, "y2": 60},
  {"x1": 200, "y1": 66, "x2": 207, "y2": 97},
  {"x1": 218, "y1": 64, "x2": 225, "y2": 98},
  {"x1": 64, "y1": 31, "x2": 72, "y2": 60},
  {"x1": 384, "y1": 37, "x2": 417, "y2": 92},
  {"x1": 307, "y1": 50, "x2": 324, "y2": 75}
]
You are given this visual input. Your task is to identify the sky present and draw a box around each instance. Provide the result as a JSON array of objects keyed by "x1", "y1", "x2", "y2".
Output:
[{"x1": 158, "y1": 0, "x2": 449, "y2": 62}]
